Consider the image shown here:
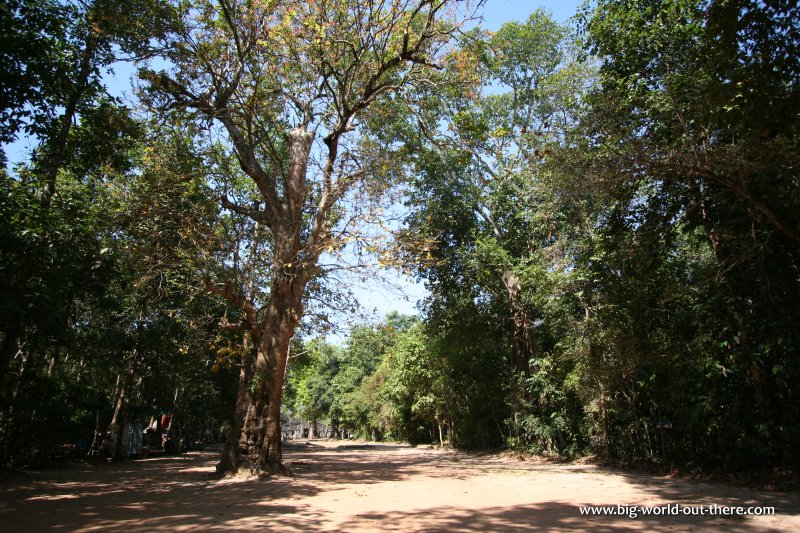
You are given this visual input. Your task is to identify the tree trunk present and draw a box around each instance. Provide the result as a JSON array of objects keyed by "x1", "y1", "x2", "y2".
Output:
[
  {"x1": 41, "y1": 21, "x2": 98, "y2": 207},
  {"x1": 215, "y1": 128, "x2": 314, "y2": 476},
  {"x1": 108, "y1": 353, "x2": 136, "y2": 461},
  {"x1": 216, "y1": 333, "x2": 255, "y2": 475},
  {"x1": 109, "y1": 381, "x2": 127, "y2": 461},
  {"x1": 110, "y1": 377, "x2": 127, "y2": 427},
  {"x1": 502, "y1": 269, "x2": 533, "y2": 376},
  {"x1": 689, "y1": 177, "x2": 724, "y2": 259},
  {"x1": 227, "y1": 273, "x2": 306, "y2": 476},
  {"x1": 309, "y1": 414, "x2": 317, "y2": 439},
  {"x1": 0, "y1": 318, "x2": 22, "y2": 391}
]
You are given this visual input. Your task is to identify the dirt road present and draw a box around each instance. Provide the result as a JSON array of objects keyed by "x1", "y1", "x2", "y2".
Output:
[{"x1": 1, "y1": 441, "x2": 797, "y2": 531}]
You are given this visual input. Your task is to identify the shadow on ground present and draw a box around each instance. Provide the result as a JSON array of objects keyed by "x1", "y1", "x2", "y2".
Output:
[
  {"x1": 0, "y1": 442, "x2": 796, "y2": 532},
  {"x1": 0, "y1": 444, "x2": 469, "y2": 532},
  {"x1": 1, "y1": 450, "x2": 320, "y2": 532}
]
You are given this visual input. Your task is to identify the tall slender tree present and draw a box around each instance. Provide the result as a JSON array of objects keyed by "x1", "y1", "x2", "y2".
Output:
[{"x1": 141, "y1": 0, "x2": 476, "y2": 474}]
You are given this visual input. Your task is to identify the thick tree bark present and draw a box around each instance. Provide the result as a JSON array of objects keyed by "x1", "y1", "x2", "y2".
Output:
[
  {"x1": 214, "y1": 128, "x2": 315, "y2": 476},
  {"x1": 502, "y1": 269, "x2": 533, "y2": 376},
  {"x1": 217, "y1": 333, "x2": 255, "y2": 475},
  {"x1": 232, "y1": 273, "x2": 306, "y2": 475}
]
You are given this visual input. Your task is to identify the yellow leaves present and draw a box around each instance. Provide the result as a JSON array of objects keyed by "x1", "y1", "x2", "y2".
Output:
[
  {"x1": 377, "y1": 249, "x2": 403, "y2": 268},
  {"x1": 251, "y1": 0, "x2": 278, "y2": 10},
  {"x1": 211, "y1": 336, "x2": 247, "y2": 372},
  {"x1": 282, "y1": 9, "x2": 296, "y2": 27},
  {"x1": 491, "y1": 126, "x2": 508, "y2": 138}
]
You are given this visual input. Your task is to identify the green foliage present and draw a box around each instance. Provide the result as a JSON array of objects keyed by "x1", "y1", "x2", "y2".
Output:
[
  {"x1": 375, "y1": 324, "x2": 445, "y2": 444},
  {"x1": 555, "y1": 0, "x2": 800, "y2": 468},
  {"x1": 285, "y1": 339, "x2": 340, "y2": 428},
  {"x1": 0, "y1": 0, "x2": 72, "y2": 144},
  {"x1": 0, "y1": 91, "x2": 235, "y2": 467},
  {"x1": 327, "y1": 313, "x2": 416, "y2": 437},
  {"x1": 389, "y1": 10, "x2": 591, "y2": 454},
  {"x1": 338, "y1": 1, "x2": 799, "y2": 471},
  {"x1": 1, "y1": 0, "x2": 177, "y2": 150}
]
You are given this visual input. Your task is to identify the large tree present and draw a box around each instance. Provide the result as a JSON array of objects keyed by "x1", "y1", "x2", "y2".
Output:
[
  {"x1": 556, "y1": 0, "x2": 800, "y2": 466},
  {"x1": 0, "y1": 0, "x2": 176, "y2": 204},
  {"x1": 142, "y1": 0, "x2": 474, "y2": 474},
  {"x1": 380, "y1": 11, "x2": 590, "y2": 451},
  {"x1": 0, "y1": 0, "x2": 175, "y2": 389}
]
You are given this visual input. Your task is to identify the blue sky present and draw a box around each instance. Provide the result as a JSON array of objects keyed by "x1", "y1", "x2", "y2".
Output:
[{"x1": 481, "y1": 0, "x2": 585, "y2": 28}]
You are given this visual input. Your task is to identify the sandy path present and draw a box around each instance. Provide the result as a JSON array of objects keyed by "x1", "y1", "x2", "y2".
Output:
[{"x1": 1, "y1": 441, "x2": 797, "y2": 532}]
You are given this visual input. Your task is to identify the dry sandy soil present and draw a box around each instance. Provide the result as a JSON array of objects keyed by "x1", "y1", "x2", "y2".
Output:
[{"x1": 1, "y1": 440, "x2": 797, "y2": 532}]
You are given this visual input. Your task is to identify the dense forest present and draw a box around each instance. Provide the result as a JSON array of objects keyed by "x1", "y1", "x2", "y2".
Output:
[{"x1": 1, "y1": 0, "x2": 798, "y2": 476}]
